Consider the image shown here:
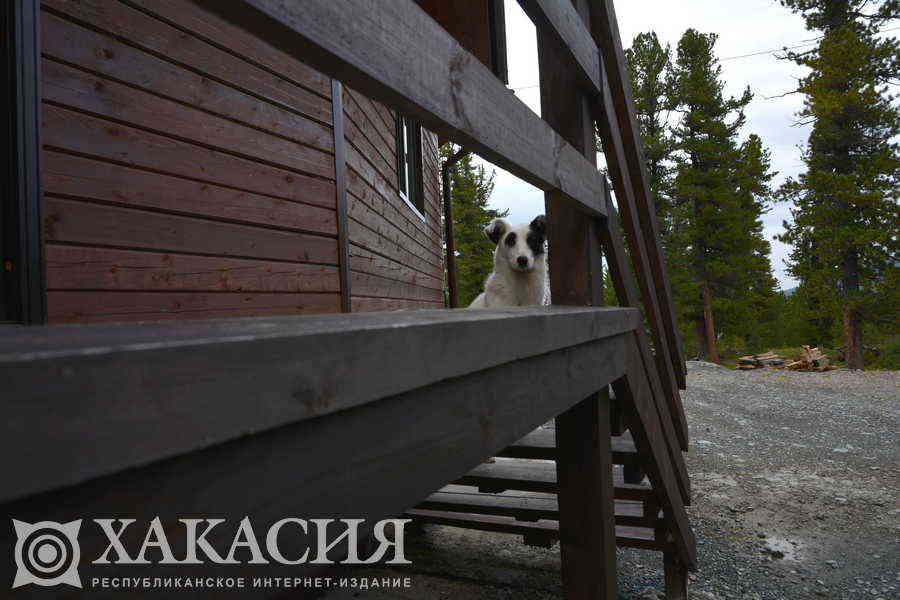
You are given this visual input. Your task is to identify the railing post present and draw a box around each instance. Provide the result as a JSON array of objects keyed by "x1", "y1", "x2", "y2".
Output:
[
  {"x1": 664, "y1": 552, "x2": 689, "y2": 600},
  {"x1": 538, "y1": 1, "x2": 616, "y2": 596}
]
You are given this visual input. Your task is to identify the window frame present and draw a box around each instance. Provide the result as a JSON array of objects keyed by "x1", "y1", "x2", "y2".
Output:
[{"x1": 394, "y1": 112, "x2": 426, "y2": 222}]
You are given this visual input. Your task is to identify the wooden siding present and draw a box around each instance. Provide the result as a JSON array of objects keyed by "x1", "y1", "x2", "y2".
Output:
[
  {"x1": 39, "y1": 0, "x2": 445, "y2": 322},
  {"x1": 343, "y1": 85, "x2": 445, "y2": 310}
]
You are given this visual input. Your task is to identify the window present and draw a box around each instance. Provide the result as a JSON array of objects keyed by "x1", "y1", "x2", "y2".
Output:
[{"x1": 395, "y1": 113, "x2": 424, "y2": 219}]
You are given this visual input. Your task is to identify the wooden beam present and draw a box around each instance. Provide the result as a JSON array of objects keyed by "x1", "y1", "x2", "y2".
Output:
[
  {"x1": 0, "y1": 306, "x2": 638, "y2": 503},
  {"x1": 556, "y1": 394, "x2": 618, "y2": 598},
  {"x1": 596, "y1": 112, "x2": 689, "y2": 450},
  {"x1": 591, "y1": 0, "x2": 688, "y2": 386},
  {"x1": 538, "y1": 2, "x2": 616, "y2": 596},
  {"x1": 332, "y1": 80, "x2": 351, "y2": 312},
  {"x1": 518, "y1": 0, "x2": 689, "y2": 444},
  {"x1": 487, "y1": 0, "x2": 508, "y2": 84},
  {"x1": 8, "y1": 0, "x2": 46, "y2": 324},
  {"x1": 415, "y1": 0, "x2": 507, "y2": 82},
  {"x1": 517, "y1": 0, "x2": 601, "y2": 93},
  {"x1": 600, "y1": 201, "x2": 691, "y2": 499},
  {"x1": 406, "y1": 509, "x2": 661, "y2": 552},
  {"x1": 665, "y1": 552, "x2": 690, "y2": 600},
  {"x1": 416, "y1": 485, "x2": 658, "y2": 529},
  {"x1": 613, "y1": 340, "x2": 697, "y2": 569},
  {"x1": 498, "y1": 428, "x2": 637, "y2": 464},
  {"x1": 0, "y1": 332, "x2": 627, "y2": 591},
  {"x1": 192, "y1": 0, "x2": 606, "y2": 217},
  {"x1": 455, "y1": 460, "x2": 654, "y2": 503}
]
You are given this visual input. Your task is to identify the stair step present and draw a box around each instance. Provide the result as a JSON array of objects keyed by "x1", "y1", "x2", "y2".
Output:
[
  {"x1": 497, "y1": 428, "x2": 638, "y2": 463},
  {"x1": 454, "y1": 459, "x2": 653, "y2": 501},
  {"x1": 406, "y1": 508, "x2": 662, "y2": 551},
  {"x1": 416, "y1": 484, "x2": 659, "y2": 528}
]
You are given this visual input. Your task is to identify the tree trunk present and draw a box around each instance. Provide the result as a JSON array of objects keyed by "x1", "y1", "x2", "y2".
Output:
[
  {"x1": 841, "y1": 249, "x2": 863, "y2": 370},
  {"x1": 697, "y1": 282, "x2": 718, "y2": 362},
  {"x1": 843, "y1": 304, "x2": 863, "y2": 370}
]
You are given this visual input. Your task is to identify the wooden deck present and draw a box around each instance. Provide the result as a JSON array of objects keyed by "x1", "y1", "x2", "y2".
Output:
[{"x1": 3, "y1": 0, "x2": 696, "y2": 598}]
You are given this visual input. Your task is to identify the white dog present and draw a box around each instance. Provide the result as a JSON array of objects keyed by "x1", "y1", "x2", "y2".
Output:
[{"x1": 469, "y1": 215, "x2": 548, "y2": 308}]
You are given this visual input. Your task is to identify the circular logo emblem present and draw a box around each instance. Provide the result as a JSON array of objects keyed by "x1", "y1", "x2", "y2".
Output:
[{"x1": 12, "y1": 520, "x2": 82, "y2": 588}]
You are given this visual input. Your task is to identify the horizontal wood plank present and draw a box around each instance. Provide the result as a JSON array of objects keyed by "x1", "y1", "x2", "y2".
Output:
[
  {"x1": 350, "y1": 297, "x2": 444, "y2": 312},
  {"x1": 343, "y1": 86, "x2": 397, "y2": 169},
  {"x1": 349, "y1": 244, "x2": 444, "y2": 292},
  {"x1": 348, "y1": 191, "x2": 441, "y2": 264},
  {"x1": 406, "y1": 509, "x2": 659, "y2": 551},
  {"x1": 346, "y1": 143, "x2": 441, "y2": 240},
  {"x1": 0, "y1": 331, "x2": 628, "y2": 589},
  {"x1": 43, "y1": 151, "x2": 337, "y2": 235},
  {"x1": 455, "y1": 459, "x2": 653, "y2": 502},
  {"x1": 346, "y1": 162, "x2": 438, "y2": 250},
  {"x1": 46, "y1": 245, "x2": 340, "y2": 293},
  {"x1": 43, "y1": 197, "x2": 338, "y2": 264},
  {"x1": 351, "y1": 270, "x2": 443, "y2": 303},
  {"x1": 42, "y1": 58, "x2": 335, "y2": 180},
  {"x1": 192, "y1": 0, "x2": 607, "y2": 217},
  {"x1": 42, "y1": 105, "x2": 336, "y2": 206},
  {"x1": 0, "y1": 306, "x2": 633, "y2": 503},
  {"x1": 498, "y1": 428, "x2": 639, "y2": 465},
  {"x1": 347, "y1": 217, "x2": 440, "y2": 277},
  {"x1": 130, "y1": 0, "x2": 332, "y2": 98},
  {"x1": 41, "y1": 11, "x2": 335, "y2": 153},
  {"x1": 48, "y1": 290, "x2": 341, "y2": 323},
  {"x1": 43, "y1": 0, "x2": 333, "y2": 122},
  {"x1": 417, "y1": 485, "x2": 657, "y2": 529}
]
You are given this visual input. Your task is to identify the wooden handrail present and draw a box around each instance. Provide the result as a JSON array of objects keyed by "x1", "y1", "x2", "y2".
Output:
[
  {"x1": 1, "y1": 307, "x2": 638, "y2": 504},
  {"x1": 192, "y1": 0, "x2": 607, "y2": 217}
]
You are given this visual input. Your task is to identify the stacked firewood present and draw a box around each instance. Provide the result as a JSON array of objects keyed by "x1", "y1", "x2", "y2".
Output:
[
  {"x1": 783, "y1": 345, "x2": 838, "y2": 372},
  {"x1": 738, "y1": 351, "x2": 785, "y2": 370},
  {"x1": 738, "y1": 346, "x2": 840, "y2": 371}
]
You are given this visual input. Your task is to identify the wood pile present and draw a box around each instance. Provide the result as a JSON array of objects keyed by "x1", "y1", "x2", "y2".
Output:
[
  {"x1": 739, "y1": 346, "x2": 840, "y2": 372},
  {"x1": 782, "y1": 345, "x2": 838, "y2": 372},
  {"x1": 738, "y1": 351, "x2": 785, "y2": 370}
]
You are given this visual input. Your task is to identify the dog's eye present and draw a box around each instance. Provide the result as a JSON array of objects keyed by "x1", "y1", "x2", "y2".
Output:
[{"x1": 504, "y1": 233, "x2": 517, "y2": 247}]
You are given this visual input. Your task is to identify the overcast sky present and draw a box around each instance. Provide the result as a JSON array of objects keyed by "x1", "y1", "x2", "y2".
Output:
[{"x1": 477, "y1": 0, "x2": 817, "y2": 289}]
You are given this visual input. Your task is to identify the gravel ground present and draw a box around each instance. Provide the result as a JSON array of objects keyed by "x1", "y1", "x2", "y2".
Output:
[{"x1": 327, "y1": 363, "x2": 899, "y2": 599}]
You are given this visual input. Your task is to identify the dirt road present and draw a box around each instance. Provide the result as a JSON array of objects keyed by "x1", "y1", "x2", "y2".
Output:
[{"x1": 328, "y1": 363, "x2": 899, "y2": 599}]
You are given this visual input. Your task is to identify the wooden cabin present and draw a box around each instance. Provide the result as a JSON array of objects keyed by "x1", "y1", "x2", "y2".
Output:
[
  {"x1": 2, "y1": 0, "x2": 513, "y2": 323},
  {"x1": 3, "y1": 1, "x2": 696, "y2": 599}
]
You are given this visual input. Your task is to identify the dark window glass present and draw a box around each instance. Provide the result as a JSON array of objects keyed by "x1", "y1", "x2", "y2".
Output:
[{"x1": 395, "y1": 113, "x2": 424, "y2": 217}]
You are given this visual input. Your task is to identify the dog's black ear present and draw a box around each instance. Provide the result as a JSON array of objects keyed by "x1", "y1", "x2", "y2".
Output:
[
  {"x1": 484, "y1": 219, "x2": 508, "y2": 244},
  {"x1": 530, "y1": 215, "x2": 546, "y2": 240}
]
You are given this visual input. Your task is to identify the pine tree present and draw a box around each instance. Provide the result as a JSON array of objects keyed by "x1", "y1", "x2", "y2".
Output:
[
  {"x1": 442, "y1": 146, "x2": 505, "y2": 306},
  {"x1": 625, "y1": 32, "x2": 674, "y2": 223},
  {"x1": 722, "y1": 134, "x2": 780, "y2": 350},
  {"x1": 776, "y1": 0, "x2": 900, "y2": 369},
  {"x1": 667, "y1": 30, "x2": 778, "y2": 360}
]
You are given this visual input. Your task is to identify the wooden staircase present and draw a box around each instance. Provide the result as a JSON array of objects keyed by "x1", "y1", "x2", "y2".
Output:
[{"x1": 407, "y1": 425, "x2": 674, "y2": 555}]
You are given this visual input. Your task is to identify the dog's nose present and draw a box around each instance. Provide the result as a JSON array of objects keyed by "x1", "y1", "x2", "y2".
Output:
[{"x1": 517, "y1": 256, "x2": 528, "y2": 268}]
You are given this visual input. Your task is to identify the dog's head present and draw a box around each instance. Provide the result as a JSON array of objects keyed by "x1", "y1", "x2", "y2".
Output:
[{"x1": 484, "y1": 215, "x2": 546, "y2": 272}]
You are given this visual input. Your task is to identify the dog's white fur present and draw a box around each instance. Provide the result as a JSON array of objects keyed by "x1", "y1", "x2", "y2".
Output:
[{"x1": 469, "y1": 216, "x2": 548, "y2": 308}]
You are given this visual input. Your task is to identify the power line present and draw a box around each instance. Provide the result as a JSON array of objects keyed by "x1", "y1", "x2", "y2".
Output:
[
  {"x1": 507, "y1": 25, "x2": 900, "y2": 89},
  {"x1": 720, "y1": 40, "x2": 819, "y2": 61},
  {"x1": 721, "y1": 26, "x2": 900, "y2": 61}
]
